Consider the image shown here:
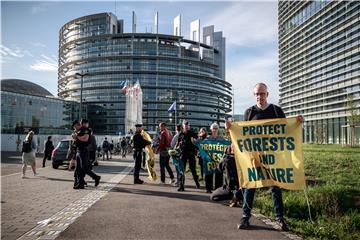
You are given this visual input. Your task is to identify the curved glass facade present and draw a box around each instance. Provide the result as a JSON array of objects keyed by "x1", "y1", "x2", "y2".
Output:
[{"x1": 58, "y1": 13, "x2": 232, "y2": 134}]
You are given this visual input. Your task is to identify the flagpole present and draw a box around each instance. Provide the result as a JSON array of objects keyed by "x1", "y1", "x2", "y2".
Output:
[{"x1": 175, "y1": 104, "x2": 177, "y2": 129}]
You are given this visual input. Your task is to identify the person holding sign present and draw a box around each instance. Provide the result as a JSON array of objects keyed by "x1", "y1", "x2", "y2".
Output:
[
  {"x1": 205, "y1": 123, "x2": 225, "y2": 192},
  {"x1": 226, "y1": 83, "x2": 304, "y2": 231}
]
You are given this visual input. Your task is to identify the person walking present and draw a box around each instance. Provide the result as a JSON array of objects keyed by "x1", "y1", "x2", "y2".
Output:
[
  {"x1": 225, "y1": 82, "x2": 304, "y2": 231},
  {"x1": 170, "y1": 124, "x2": 182, "y2": 186},
  {"x1": 132, "y1": 123, "x2": 151, "y2": 184},
  {"x1": 42, "y1": 136, "x2": 54, "y2": 168},
  {"x1": 80, "y1": 119, "x2": 97, "y2": 168},
  {"x1": 157, "y1": 122, "x2": 175, "y2": 185},
  {"x1": 176, "y1": 120, "x2": 200, "y2": 191},
  {"x1": 120, "y1": 137, "x2": 127, "y2": 158},
  {"x1": 21, "y1": 131, "x2": 38, "y2": 178},
  {"x1": 102, "y1": 137, "x2": 110, "y2": 160},
  {"x1": 73, "y1": 120, "x2": 101, "y2": 189}
]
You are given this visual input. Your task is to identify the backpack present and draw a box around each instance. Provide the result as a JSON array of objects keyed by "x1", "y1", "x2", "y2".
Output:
[
  {"x1": 22, "y1": 140, "x2": 32, "y2": 153},
  {"x1": 102, "y1": 140, "x2": 109, "y2": 150}
]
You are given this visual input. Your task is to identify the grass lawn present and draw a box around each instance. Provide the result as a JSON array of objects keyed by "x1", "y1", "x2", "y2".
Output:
[{"x1": 253, "y1": 144, "x2": 360, "y2": 240}]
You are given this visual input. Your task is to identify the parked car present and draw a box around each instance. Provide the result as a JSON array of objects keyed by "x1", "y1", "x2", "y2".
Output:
[
  {"x1": 52, "y1": 139, "x2": 99, "y2": 169},
  {"x1": 51, "y1": 139, "x2": 71, "y2": 169}
]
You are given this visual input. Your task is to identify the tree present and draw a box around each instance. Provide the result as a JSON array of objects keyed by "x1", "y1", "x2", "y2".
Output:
[{"x1": 347, "y1": 94, "x2": 360, "y2": 147}]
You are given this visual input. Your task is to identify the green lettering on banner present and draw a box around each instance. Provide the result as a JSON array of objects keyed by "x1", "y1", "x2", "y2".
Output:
[
  {"x1": 256, "y1": 167, "x2": 265, "y2": 180},
  {"x1": 276, "y1": 168, "x2": 286, "y2": 182},
  {"x1": 286, "y1": 168, "x2": 294, "y2": 183},
  {"x1": 260, "y1": 154, "x2": 275, "y2": 165},
  {"x1": 248, "y1": 168, "x2": 257, "y2": 182},
  {"x1": 243, "y1": 126, "x2": 249, "y2": 136},
  {"x1": 286, "y1": 137, "x2": 295, "y2": 150}
]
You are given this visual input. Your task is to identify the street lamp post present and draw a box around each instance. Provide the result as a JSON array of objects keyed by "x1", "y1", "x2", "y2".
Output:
[{"x1": 75, "y1": 72, "x2": 87, "y2": 119}]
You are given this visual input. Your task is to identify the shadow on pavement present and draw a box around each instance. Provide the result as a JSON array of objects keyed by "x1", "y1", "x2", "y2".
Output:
[{"x1": 110, "y1": 186, "x2": 213, "y2": 203}]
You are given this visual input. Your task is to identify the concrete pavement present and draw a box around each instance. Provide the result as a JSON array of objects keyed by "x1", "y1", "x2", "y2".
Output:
[
  {"x1": 1, "y1": 152, "x2": 132, "y2": 240},
  {"x1": 1, "y1": 151, "x2": 301, "y2": 240}
]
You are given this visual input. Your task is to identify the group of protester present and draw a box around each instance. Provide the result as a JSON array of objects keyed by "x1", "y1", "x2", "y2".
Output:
[
  {"x1": 20, "y1": 82, "x2": 303, "y2": 232},
  {"x1": 131, "y1": 82, "x2": 305, "y2": 232}
]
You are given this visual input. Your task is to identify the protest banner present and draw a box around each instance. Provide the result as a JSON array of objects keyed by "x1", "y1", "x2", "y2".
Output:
[
  {"x1": 197, "y1": 139, "x2": 231, "y2": 175},
  {"x1": 229, "y1": 117, "x2": 305, "y2": 190},
  {"x1": 141, "y1": 130, "x2": 157, "y2": 181}
]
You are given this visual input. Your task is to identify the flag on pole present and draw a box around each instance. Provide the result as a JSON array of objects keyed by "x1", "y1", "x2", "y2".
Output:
[
  {"x1": 121, "y1": 80, "x2": 128, "y2": 93},
  {"x1": 168, "y1": 101, "x2": 176, "y2": 112}
]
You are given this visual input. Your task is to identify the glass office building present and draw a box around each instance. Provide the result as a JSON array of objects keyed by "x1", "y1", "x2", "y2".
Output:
[
  {"x1": 278, "y1": 1, "x2": 360, "y2": 144},
  {"x1": 1, "y1": 79, "x2": 78, "y2": 135},
  {"x1": 58, "y1": 13, "x2": 232, "y2": 134}
]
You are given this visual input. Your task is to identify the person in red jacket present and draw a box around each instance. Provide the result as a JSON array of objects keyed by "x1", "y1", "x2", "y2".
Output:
[{"x1": 156, "y1": 122, "x2": 175, "y2": 185}]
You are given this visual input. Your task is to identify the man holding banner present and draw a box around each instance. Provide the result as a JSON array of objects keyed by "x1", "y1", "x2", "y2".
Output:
[{"x1": 226, "y1": 83, "x2": 304, "y2": 231}]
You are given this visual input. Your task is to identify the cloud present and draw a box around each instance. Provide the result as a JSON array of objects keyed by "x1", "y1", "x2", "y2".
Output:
[
  {"x1": 227, "y1": 50, "x2": 279, "y2": 114},
  {"x1": 0, "y1": 44, "x2": 25, "y2": 58},
  {"x1": 30, "y1": 54, "x2": 57, "y2": 72},
  {"x1": 0, "y1": 44, "x2": 33, "y2": 64},
  {"x1": 204, "y1": 2, "x2": 277, "y2": 47},
  {"x1": 30, "y1": 42, "x2": 47, "y2": 48}
]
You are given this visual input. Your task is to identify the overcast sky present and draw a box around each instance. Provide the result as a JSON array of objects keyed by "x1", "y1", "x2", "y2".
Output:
[{"x1": 1, "y1": 0, "x2": 279, "y2": 114}]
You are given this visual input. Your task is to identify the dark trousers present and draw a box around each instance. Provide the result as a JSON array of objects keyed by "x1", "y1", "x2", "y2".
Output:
[
  {"x1": 89, "y1": 151, "x2": 96, "y2": 163},
  {"x1": 179, "y1": 152, "x2": 198, "y2": 188},
  {"x1": 205, "y1": 173, "x2": 214, "y2": 192},
  {"x1": 205, "y1": 172, "x2": 224, "y2": 191},
  {"x1": 75, "y1": 150, "x2": 99, "y2": 186},
  {"x1": 103, "y1": 150, "x2": 109, "y2": 160},
  {"x1": 242, "y1": 186, "x2": 284, "y2": 219},
  {"x1": 159, "y1": 154, "x2": 174, "y2": 183},
  {"x1": 198, "y1": 157, "x2": 204, "y2": 179},
  {"x1": 142, "y1": 151, "x2": 146, "y2": 167},
  {"x1": 133, "y1": 150, "x2": 142, "y2": 180},
  {"x1": 42, "y1": 152, "x2": 51, "y2": 167}
]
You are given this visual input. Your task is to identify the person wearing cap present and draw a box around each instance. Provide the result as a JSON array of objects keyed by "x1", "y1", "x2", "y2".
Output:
[
  {"x1": 205, "y1": 122, "x2": 225, "y2": 192},
  {"x1": 72, "y1": 119, "x2": 100, "y2": 189},
  {"x1": 80, "y1": 119, "x2": 101, "y2": 186},
  {"x1": 176, "y1": 120, "x2": 200, "y2": 191},
  {"x1": 132, "y1": 123, "x2": 151, "y2": 184}
]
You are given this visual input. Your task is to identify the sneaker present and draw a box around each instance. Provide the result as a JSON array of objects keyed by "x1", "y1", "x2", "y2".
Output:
[
  {"x1": 169, "y1": 179, "x2": 176, "y2": 185},
  {"x1": 134, "y1": 179, "x2": 144, "y2": 184},
  {"x1": 237, "y1": 217, "x2": 250, "y2": 229},
  {"x1": 34, "y1": 173, "x2": 39, "y2": 176},
  {"x1": 22, "y1": 174, "x2": 26, "y2": 179},
  {"x1": 94, "y1": 176, "x2": 101, "y2": 187},
  {"x1": 277, "y1": 218, "x2": 290, "y2": 232},
  {"x1": 177, "y1": 186, "x2": 184, "y2": 192},
  {"x1": 73, "y1": 184, "x2": 85, "y2": 189},
  {"x1": 206, "y1": 190, "x2": 212, "y2": 194},
  {"x1": 159, "y1": 181, "x2": 166, "y2": 185}
]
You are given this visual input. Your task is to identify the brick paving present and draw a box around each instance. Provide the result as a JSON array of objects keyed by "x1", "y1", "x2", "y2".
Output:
[{"x1": 1, "y1": 152, "x2": 133, "y2": 240}]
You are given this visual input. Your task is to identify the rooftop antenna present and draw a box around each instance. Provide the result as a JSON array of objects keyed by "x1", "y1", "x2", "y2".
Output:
[{"x1": 114, "y1": 0, "x2": 117, "y2": 16}]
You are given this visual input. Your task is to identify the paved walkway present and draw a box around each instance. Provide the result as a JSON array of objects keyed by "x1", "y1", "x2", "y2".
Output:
[
  {"x1": 1, "y1": 152, "x2": 132, "y2": 240},
  {"x1": 1, "y1": 152, "x2": 301, "y2": 240}
]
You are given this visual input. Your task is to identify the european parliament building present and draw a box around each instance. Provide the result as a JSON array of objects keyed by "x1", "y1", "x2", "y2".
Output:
[
  {"x1": 278, "y1": 1, "x2": 360, "y2": 144},
  {"x1": 58, "y1": 12, "x2": 232, "y2": 134}
]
